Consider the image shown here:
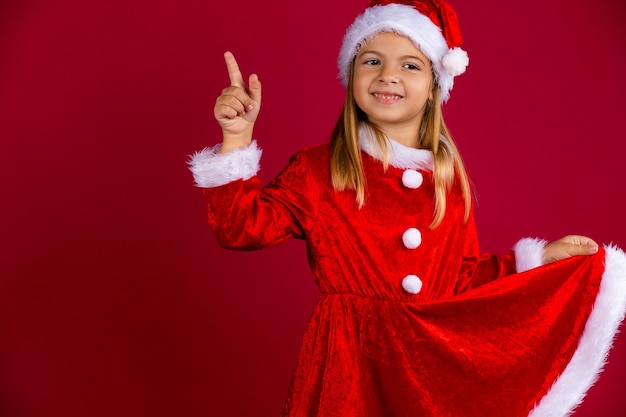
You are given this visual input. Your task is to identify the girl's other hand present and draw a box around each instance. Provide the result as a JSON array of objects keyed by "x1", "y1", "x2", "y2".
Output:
[
  {"x1": 214, "y1": 51, "x2": 262, "y2": 152},
  {"x1": 543, "y1": 235, "x2": 599, "y2": 264}
]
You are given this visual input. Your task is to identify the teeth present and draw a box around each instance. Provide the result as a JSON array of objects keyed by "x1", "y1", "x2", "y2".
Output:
[{"x1": 373, "y1": 93, "x2": 401, "y2": 100}]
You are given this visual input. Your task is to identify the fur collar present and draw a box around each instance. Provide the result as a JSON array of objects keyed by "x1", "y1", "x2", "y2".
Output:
[{"x1": 358, "y1": 124, "x2": 434, "y2": 171}]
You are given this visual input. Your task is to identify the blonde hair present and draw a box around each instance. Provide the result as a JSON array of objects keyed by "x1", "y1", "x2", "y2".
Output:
[{"x1": 330, "y1": 61, "x2": 472, "y2": 229}]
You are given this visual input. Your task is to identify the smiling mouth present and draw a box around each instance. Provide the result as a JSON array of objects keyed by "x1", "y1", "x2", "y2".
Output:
[{"x1": 372, "y1": 92, "x2": 403, "y2": 103}]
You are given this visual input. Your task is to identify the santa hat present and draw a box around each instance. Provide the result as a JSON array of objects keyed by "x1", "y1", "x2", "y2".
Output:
[{"x1": 338, "y1": 0, "x2": 469, "y2": 102}]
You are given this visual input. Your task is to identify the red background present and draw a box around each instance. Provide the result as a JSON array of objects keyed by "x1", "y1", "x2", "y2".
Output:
[{"x1": 1, "y1": 0, "x2": 625, "y2": 416}]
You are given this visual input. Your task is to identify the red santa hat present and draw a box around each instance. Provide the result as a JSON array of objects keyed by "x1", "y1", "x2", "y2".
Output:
[{"x1": 338, "y1": 0, "x2": 469, "y2": 102}]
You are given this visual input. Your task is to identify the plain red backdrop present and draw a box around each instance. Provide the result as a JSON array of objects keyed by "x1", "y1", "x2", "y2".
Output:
[{"x1": 0, "y1": 0, "x2": 624, "y2": 416}]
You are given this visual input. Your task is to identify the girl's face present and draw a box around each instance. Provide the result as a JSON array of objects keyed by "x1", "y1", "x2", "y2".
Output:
[{"x1": 353, "y1": 32, "x2": 434, "y2": 134}]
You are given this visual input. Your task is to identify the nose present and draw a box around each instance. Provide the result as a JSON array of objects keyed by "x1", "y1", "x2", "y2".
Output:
[{"x1": 379, "y1": 65, "x2": 399, "y2": 84}]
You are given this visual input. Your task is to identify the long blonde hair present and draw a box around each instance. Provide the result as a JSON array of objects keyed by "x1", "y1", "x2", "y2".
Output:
[{"x1": 330, "y1": 61, "x2": 472, "y2": 229}]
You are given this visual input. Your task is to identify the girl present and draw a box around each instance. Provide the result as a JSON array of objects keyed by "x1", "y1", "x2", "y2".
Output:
[{"x1": 189, "y1": 1, "x2": 626, "y2": 416}]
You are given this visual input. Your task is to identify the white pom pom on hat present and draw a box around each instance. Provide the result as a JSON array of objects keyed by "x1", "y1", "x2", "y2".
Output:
[
  {"x1": 338, "y1": 0, "x2": 468, "y2": 102},
  {"x1": 442, "y1": 47, "x2": 469, "y2": 77}
]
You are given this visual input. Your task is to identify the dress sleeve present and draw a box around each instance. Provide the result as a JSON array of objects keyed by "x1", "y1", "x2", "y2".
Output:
[
  {"x1": 454, "y1": 208, "x2": 548, "y2": 293},
  {"x1": 188, "y1": 141, "x2": 319, "y2": 250}
]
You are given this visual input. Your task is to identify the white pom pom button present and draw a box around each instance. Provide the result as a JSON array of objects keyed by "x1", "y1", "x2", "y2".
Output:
[
  {"x1": 402, "y1": 275, "x2": 423, "y2": 294},
  {"x1": 402, "y1": 169, "x2": 423, "y2": 189},
  {"x1": 402, "y1": 228, "x2": 422, "y2": 249}
]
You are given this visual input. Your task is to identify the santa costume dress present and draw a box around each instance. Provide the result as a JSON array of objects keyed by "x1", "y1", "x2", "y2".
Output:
[{"x1": 189, "y1": 1, "x2": 626, "y2": 416}]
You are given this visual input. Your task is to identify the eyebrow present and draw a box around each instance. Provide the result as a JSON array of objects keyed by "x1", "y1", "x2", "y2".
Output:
[{"x1": 358, "y1": 50, "x2": 427, "y2": 65}]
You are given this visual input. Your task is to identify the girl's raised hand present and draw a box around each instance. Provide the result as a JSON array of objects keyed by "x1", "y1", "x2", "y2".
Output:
[{"x1": 214, "y1": 51, "x2": 262, "y2": 152}]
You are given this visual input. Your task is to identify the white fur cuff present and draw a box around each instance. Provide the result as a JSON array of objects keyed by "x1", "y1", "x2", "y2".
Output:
[
  {"x1": 188, "y1": 141, "x2": 262, "y2": 188},
  {"x1": 514, "y1": 237, "x2": 548, "y2": 273}
]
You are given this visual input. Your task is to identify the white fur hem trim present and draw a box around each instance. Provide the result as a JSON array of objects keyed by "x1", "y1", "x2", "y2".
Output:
[
  {"x1": 188, "y1": 141, "x2": 262, "y2": 188},
  {"x1": 514, "y1": 238, "x2": 547, "y2": 273},
  {"x1": 529, "y1": 245, "x2": 626, "y2": 417}
]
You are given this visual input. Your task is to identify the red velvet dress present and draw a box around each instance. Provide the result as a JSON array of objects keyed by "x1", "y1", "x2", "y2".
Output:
[{"x1": 189, "y1": 133, "x2": 626, "y2": 417}]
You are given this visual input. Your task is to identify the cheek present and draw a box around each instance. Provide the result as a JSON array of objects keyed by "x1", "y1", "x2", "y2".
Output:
[
  {"x1": 352, "y1": 78, "x2": 370, "y2": 105},
  {"x1": 353, "y1": 73, "x2": 365, "y2": 90},
  {"x1": 411, "y1": 79, "x2": 434, "y2": 101}
]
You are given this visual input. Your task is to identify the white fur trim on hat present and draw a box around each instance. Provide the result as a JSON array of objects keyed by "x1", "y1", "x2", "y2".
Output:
[
  {"x1": 338, "y1": 4, "x2": 465, "y2": 102},
  {"x1": 188, "y1": 141, "x2": 262, "y2": 188}
]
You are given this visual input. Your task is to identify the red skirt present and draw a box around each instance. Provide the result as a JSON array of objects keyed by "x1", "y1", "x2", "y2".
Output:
[{"x1": 282, "y1": 246, "x2": 626, "y2": 417}]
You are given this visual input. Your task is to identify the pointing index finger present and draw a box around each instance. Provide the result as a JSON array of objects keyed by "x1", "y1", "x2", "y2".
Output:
[{"x1": 224, "y1": 51, "x2": 245, "y2": 88}]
